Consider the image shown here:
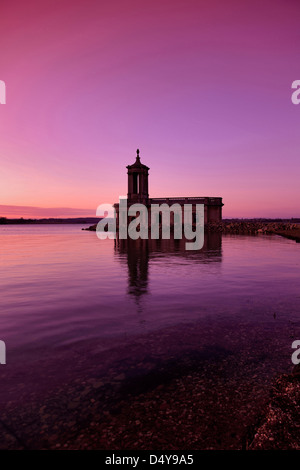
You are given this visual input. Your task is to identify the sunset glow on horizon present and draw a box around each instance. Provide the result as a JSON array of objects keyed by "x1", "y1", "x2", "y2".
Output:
[{"x1": 1, "y1": 0, "x2": 300, "y2": 219}]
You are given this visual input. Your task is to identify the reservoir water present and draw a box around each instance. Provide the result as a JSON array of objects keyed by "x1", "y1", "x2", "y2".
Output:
[{"x1": 0, "y1": 225, "x2": 299, "y2": 448}]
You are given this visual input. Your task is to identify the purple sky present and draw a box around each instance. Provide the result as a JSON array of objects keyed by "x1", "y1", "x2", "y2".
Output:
[{"x1": 0, "y1": 0, "x2": 300, "y2": 218}]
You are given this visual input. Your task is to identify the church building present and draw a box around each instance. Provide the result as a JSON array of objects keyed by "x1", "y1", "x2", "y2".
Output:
[{"x1": 114, "y1": 149, "x2": 223, "y2": 227}]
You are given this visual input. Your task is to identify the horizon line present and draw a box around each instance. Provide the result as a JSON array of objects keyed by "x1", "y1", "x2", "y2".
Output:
[{"x1": 0, "y1": 204, "x2": 299, "y2": 221}]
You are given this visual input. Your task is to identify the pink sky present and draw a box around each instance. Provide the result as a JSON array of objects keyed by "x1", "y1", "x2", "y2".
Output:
[{"x1": 0, "y1": 0, "x2": 299, "y2": 218}]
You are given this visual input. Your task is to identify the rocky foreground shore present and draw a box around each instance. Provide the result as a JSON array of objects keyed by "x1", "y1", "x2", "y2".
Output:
[
  {"x1": 250, "y1": 366, "x2": 300, "y2": 450},
  {"x1": 1, "y1": 319, "x2": 298, "y2": 450}
]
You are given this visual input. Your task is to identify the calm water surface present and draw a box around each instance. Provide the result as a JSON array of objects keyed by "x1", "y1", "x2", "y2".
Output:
[
  {"x1": 1, "y1": 225, "x2": 300, "y2": 361},
  {"x1": 1, "y1": 224, "x2": 300, "y2": 449}
]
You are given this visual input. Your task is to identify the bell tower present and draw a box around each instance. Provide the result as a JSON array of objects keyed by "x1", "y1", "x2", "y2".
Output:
[{"x1": 127, "y1": 149, "x2": 149, "y2": 204}]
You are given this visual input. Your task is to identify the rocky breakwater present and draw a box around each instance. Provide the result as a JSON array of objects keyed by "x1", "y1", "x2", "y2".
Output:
[
  {"x1": 206, "y1": 221, "x2": 300, "y2": 242},
  {"x1": 82, "y1": 224, "x2": 97, "y2": 231},
  {"x1": 83, "y1": 220, "x2": 300, "y2": 242}
]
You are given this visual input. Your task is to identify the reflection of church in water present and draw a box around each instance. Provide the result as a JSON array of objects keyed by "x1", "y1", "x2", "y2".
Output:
[{"x1": 115, "y1": 234, "x2": 222, "y2": 301}]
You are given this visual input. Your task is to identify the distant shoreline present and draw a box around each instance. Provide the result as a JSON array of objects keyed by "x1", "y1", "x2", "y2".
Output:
[
  {"x1": 82, "y1": 219, "x2": 300, "y2": 243},
  {"x1": 1, "y1": 217, "x2": 299, "y2": 225},
  {"x1": 0, "y1": 217, "x2": 101, "y2": 225},
  {"x1": 2, "y1": 217, "x2": 300, "y2": 243}
]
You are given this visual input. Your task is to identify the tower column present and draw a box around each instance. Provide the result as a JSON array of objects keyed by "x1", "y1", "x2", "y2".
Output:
[{"x1": 126, "y1": 149, "x2": 150, "y2": 204}]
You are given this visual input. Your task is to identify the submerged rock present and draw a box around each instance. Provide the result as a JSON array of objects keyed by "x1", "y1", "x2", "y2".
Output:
[{"x1": 82, "y1": 224, "x2": 97, "y2": 231}]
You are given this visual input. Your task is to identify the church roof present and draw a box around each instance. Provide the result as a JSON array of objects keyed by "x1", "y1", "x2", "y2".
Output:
[{"x1": 126, "y1": 149, "x2": 149, "y2": 170}]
